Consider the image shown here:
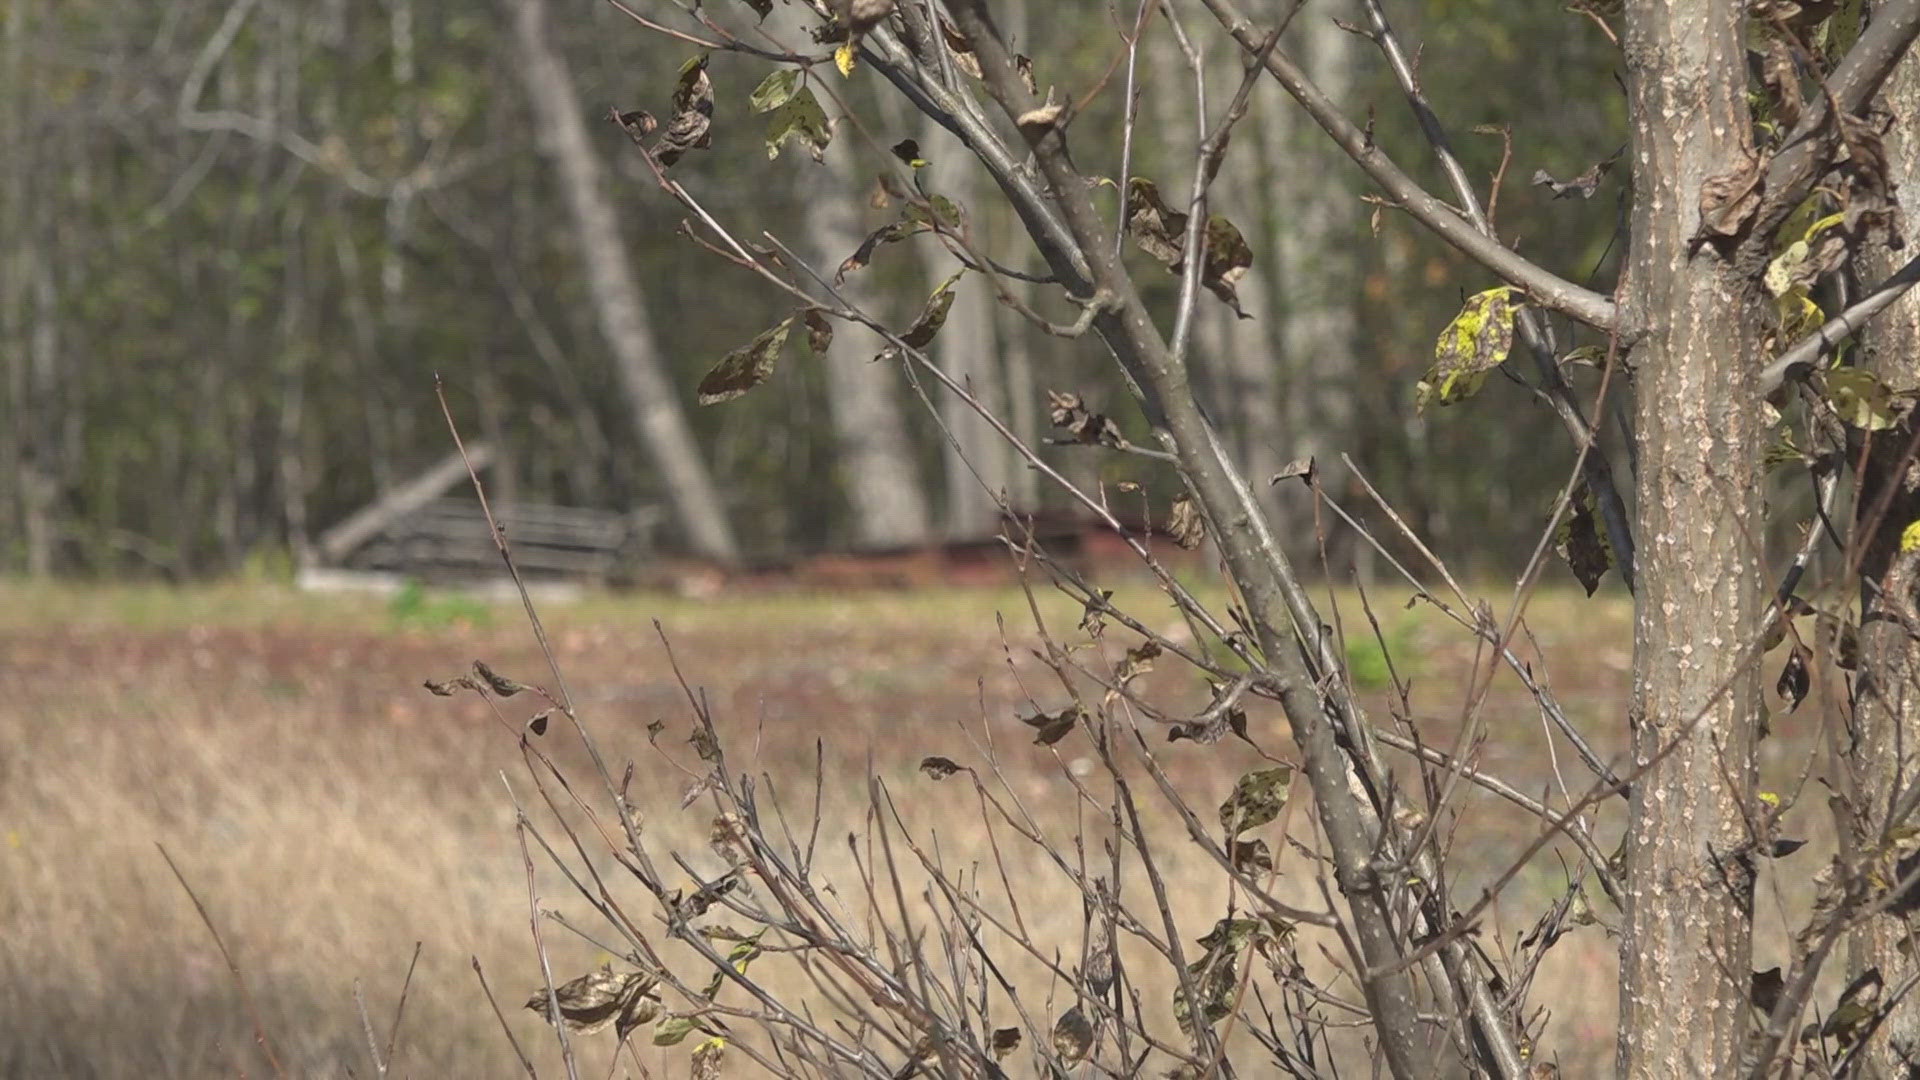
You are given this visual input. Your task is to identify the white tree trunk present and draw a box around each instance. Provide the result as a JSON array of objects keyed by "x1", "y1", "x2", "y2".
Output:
[
  {"x1": 921, "y1": 118, "x2": 1012, "y2": 539},
  {"x1": 505, "y1": 0, "x2": 739, "y2": 563},
  {"x1": 801, "y1": 160, "x2": 936, "y2": 549}
]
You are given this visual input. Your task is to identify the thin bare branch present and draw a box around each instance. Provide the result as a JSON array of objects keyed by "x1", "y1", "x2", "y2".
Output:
[{"x1": 1196, "y1": 0, "x2": 1620, "y2": 331}]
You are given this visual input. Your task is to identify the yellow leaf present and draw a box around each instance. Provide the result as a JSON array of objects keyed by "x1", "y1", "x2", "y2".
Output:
[
  {"x1": 1901, "y1": 520, "x2": 1920, "y2": 553},
  {"x1": 1420, "y1": 287, "x2": 1522, "y2": 411},
  {"x1": 1775, "y1": 289, "x2": 1824, "y2": 340}
]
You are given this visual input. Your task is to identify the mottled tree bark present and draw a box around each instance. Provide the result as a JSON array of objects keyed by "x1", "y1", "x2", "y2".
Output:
[
  {"x1": 1848, "y1": 30, "x2": 1920, "y2": 1075},
  {"x1": 1617, "y1": 0, "x2": 1767, "y2": 1073},
  {"x1": 505, "y1": 0, "x2": 739, "y2": 563}
]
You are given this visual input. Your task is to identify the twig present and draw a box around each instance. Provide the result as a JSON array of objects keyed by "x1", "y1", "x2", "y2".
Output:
[
  {"x1": 355, "y1": 980, "x2": 385, "y2": 1077},
  {"x1": 1196, "y1": 0, "x2": 1620, "y2": 331},
  {"x1": 157, "y1": 844, "x2": 286, "y2": 1078},
  {"x1": 507, "y1": 776, "x2": 581, "y2": 1080},
  {"x1": 472, "y1": 956, "x2": 540, "y2": 1079},
  {"x1": 383, "y1": 941, "x2": 423, "y2": 1072}
]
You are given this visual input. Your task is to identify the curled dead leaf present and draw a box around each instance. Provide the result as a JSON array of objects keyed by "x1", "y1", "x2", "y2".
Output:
[{"x1": 1168, "y1": 495, "x2": 1206, "y2": 550}]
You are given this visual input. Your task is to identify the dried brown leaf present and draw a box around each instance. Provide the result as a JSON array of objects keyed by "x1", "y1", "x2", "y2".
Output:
[
  {"x1": 473, "y1": 659, "x2": 525, "y2": 697},
  {"x1": 803, "y1": 308, "x2": 834, "y2": 355},
  {"x1": 1050, "y1": 1005, "x2": 1093, "y2": 1063},
  {"x1": 1020, "y1": 703, "x2": 1082, "y2": 746},
  {"x1": 1124, "y1": 177, "x2": 1187, "y2": 267},
  {"x1": 525, "y1": 967, "x2": 660, "y2": 1036},
  {"x1": 656, "y1": 55, "x2": 715, "y2": 168},
  {"x1": 1168, "y1": 495, "x2": 1206, "y2": 550},
  {"x1": 919, "y1": 755, "x2": 964, "y2": 779},
  {"x1": 1696, "y1": 149, "x2": 1766, "y2": 241},
  {"x1": 1046, "y1": 390, "x2": 1124, "y2": 448}
]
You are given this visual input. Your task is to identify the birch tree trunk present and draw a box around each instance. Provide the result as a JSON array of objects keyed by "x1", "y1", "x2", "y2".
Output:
[
  {"x1": 0, "y1": 0, "x2": 24, "y2": 571},
  {"x1": 792, "y1": 103, "x2": 933, "y2": 548},
  {"x1": 921, "y1": 119, "x2": 1012, "y2": 539},
  {"x1": 505, "y1": 0, "x2": 739, "y2": 563},
  {"x1": 1271, "y1": 12, "x2": 1357, "y2": 511},
  {"x1": 1847, "y1": 30, "x2": 1920, "y2": 1074},
  {"x1": 1161, "y1": 19, "x2": 1357, "y2": 546},
  {"x1": 1617, "y1": 0, "x2": 1766, "y2": 1072}
]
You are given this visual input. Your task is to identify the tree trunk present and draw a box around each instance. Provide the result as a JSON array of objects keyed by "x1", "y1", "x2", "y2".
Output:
[
  {"x1": 1271, "y1": 12, "x2": 1357, "y2": 535},
  {"x1": 23, "y1": 253, "x2": 61, "y2": 576},
  {"x1": 1617, "y1": 1, "x2": 1766, "y2": 1073},
  {"x1": 992, "y1": 0, "x2": 1040, "y2": 513},
  {"x1": 1848, "y1": 29, "x2": 1920, "y2": 1074},
  {"x1": 504, "y1": 0, "x2": 739, "y2": 563},
  {"x1": 797, "y1": 134, "x2": 933, "y2": 550},
  {"x1": 1158, "y1": 19, "x2": 1358, "y2": 552},
  {"x1": 921, "y1": 118, "x2": 1012, "y2": 540},
  {"x1": 0, "y1": 0, "x2": 24, "y2": 572}
]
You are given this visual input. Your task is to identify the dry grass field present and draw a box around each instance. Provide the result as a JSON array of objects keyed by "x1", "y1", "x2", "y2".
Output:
[{"x1": 0, "y1": 575, "x2": 1839, "y2": 1077}]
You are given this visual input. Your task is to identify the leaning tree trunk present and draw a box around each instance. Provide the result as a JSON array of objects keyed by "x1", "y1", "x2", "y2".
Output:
[
  {"x1": 505, "y1": 0, "x2": 739, "y2": 564},
  {"x1": 1617, "y1": 0, "x2": 1767, "y2": 1074},
  {"x1": 1848, "y1": 30, "x2": 1920, "y2": 1075}
]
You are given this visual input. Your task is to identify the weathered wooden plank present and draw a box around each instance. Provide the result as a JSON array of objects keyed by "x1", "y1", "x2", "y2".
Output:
[{"x1": 316, "y1": 444, "x2": 495, "y2": 564}]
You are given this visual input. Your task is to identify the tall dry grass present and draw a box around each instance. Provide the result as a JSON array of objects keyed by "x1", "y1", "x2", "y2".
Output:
[{"x1": 1, "y1": 578, "x2": 1816, "y2": 1077}]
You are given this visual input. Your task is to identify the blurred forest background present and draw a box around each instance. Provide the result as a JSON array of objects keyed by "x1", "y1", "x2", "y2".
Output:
[{"x1": 0, "y1": 0, "x2": 1629, "y2": 580}]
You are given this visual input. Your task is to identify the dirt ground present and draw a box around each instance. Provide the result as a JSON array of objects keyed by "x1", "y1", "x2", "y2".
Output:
[{"x1": 0, "y1": 576, "x2": 1833, "y2": 1078}]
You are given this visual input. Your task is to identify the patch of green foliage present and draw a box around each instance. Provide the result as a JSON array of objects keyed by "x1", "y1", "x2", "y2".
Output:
[
  {"x1": 388, "y1": 579, "x2": 493, "y2": 631},
  {"x1": 1345, "y1": 621, "x2": 1420, "y2": 691}
]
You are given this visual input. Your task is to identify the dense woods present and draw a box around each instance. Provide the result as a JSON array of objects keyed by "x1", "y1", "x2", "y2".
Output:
[{"x1": 0, "y1": 0, "x2": 1623, "y2": 577}]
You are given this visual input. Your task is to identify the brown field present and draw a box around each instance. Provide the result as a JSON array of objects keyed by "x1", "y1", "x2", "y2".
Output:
[{"x1": 0, "y1": 576, "x2": 1838, "y2": 1078}]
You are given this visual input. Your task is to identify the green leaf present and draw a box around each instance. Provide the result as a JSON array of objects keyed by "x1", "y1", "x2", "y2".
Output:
[
  {"x1": 903, "y1": 195, "x2": 964, "y2": 230},
  {"x1": 1775, "y1": 288, "x2": 1825, "y2": 340},
  {"x1": 748, "y1": 69, "x2": 801, "y2": 114},
  {"x1": 654, "y1": 1015, "x2": 699, "y2": 1046},
  {"x1": 1418, "y1": 287, "x2": 1523, "y2": 410},
  {"x1": 1765, "y1": 212, "x2": 1848, "y2": 298},
  {"x1": 1218, "y1": 766, "x2": 1292, "y2": 836},
  {"x1": 727, "y1": 933, "x2": 765, "y2": 974},
  {"x1": 698, "y1": 316, "x2": 796, "y2": 404},
  {"x1": 1824, "y1": 367, "x2": 1896, "y2": 430},
  {"x1": 764, "y1": 86, "x2": 830, "y2": 162}
]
